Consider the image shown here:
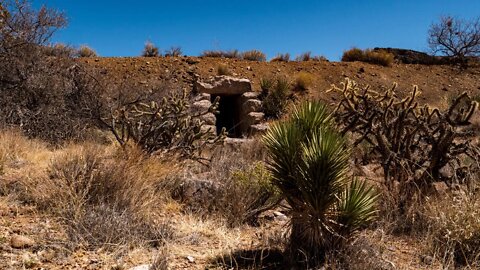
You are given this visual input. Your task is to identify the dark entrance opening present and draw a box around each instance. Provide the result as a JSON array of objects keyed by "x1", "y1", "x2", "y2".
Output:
[{"x1": 212, "y1": 94, "x2": 242, "y2": 137}]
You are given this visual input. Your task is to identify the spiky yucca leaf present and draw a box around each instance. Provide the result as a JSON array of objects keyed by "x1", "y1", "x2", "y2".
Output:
[{"x1": 338, "y1": 178, "x2": 379, "y2": 234}]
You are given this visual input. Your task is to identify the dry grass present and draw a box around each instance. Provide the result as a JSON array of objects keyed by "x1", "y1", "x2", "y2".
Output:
[
  {"x1": 270, "y1": 53, "x2": 290, "y2": 62},
  {"x1": 76, "y1": 45, "x2": 97, "y2": 57},
  {"x1": 295, "y1": 71, "x2": 314, "y2": 91},
  {"x1": 165, "y1": 46, "x2": 182, "y2": 57},
  {"x1": 201, "y1": 49, "x2": 241, "y2": 59},
  {"x1": 242, "y1": 50, "x2": 267, "y2": 62},
  {"x1": 217, "y1": 64, "x2": 232, "y2": 76},
  {"x1": 342, "y1": 47, "x2": 394, "y2": 67},
  {"x1": 425, "y1": 191, "x2": 480, "y2": 267}
]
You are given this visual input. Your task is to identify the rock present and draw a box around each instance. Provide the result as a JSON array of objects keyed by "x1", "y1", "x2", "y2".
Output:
[
  {"x1": 195, "y1": 76, "x2": 252, "y2": 95},
  {"x1": 200, "y1": 113, "x2": 216, "y2": 125},
  {"x1": 186, "y1": 256, "x2": 195, "y2": 263},
  {"x1": 432, "y1": 182, "x2": 449, "y2": 195},
  {"x1": 186, "y1": 58, "x2": 200, "y2": 65},
  {"x1": 175, "y1": 177, "x2": 221, "y2": 207},
  {"x1": 11, "y1": 235, "x2": 35, "y2": 249},
  {"x1": 193, "y1": 93, "x2": 211, "y2": 102},
  {"x1": 250, "y1": 123, "x2": 269, "y2": 135},
  {"x1": 246, "y1": 66, "x2": 252, "y2": 71},
  {"x1": 38, "y1": 249, "x2": 56, "y2": 262},
  {"x1": 192, "y1": 100, "x2": 212, "y2": 114},
  {"x1": 245, "y1": 112, "x2": 264, "y2": 126},
  {"x1": 242, "y1": 99, "x2": 262, "y2": 114},
  {"x1": 129, "y1": 264, "x2": 150, "y2": 270},
  {"x1": 241, "y1": 91, "x2": 261, "y2": 100}
]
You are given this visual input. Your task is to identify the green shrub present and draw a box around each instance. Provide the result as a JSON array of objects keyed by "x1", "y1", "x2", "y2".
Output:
[
  {"x1": 142, "y1": 41, "x2": 160, "y2": 57},
  {"x1": 341, "y1": 47, "x2": 394, "y2": 67},
  {"x1": 263, "y1": 101, "x2": 378, "y2": 266},
  {"x1": 261, "y1": 76, "x2": 291, "y2": 119},
  {"x1": 77, "y1": 45, "x2": 97, "y2": 57},
  {"x1": 242, "y1": 50, "x2": 266, "y2": 62}
]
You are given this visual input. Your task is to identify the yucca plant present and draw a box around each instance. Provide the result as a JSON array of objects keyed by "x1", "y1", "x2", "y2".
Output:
[{"x1": 263, "y1": 101, "x2": 378, "y2": 265}]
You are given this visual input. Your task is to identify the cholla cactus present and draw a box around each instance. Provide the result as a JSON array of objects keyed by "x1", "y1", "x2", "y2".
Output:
[
  {"x1": 330, "y1": 79, "x2": 477, "y2": 196},
  {"x1": 107, "y1": 89, "x2": 225, "y2": 163}
]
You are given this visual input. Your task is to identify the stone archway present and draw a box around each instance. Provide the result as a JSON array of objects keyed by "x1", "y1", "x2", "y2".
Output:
[{"x1": 193, "y1": 76, "x2": 267, "y2": 138}]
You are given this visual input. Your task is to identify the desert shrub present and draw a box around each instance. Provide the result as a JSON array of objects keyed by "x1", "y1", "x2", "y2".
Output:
[
  {"x1": 101, "y1": 89, "x2": 225, "y2": 161},
  {"x1": 261, "y1": 76, "x2": 291, "y2": 119},
  {"x1": 44, "y1": 43, "x2": 75, "y2": 57},
  {"x1": 263, "y1": 101, "x2": 378, "y2": 265},
  {"x1": 217, "y1": 64, "x2": 231, "y2": 76},
  {"x1": 0, "y1": 0, "x2": 101, "y2": 143},
  {"x1": 38, "y1": 144, "x2": 175, "y2": 249},
  {"x1": 164, "y1": 46, "x2": 182, "y2": 57},
  {"x1": 426, "y1": 192, "x2": 480, "y2": 267},
  {"x1": 201, "y1": 50, "x2": 223, "y2": 58},
  {"x1": 295, "y1": 71, "x2": 314, "y2": 91},
  {"x1": 331, "y1": 79, "x2": 478, "y2": 212},
  {"x1": 76, "y1": 45, "x2": 97, "y2": 57},
  {"x1": 270, "y1": 53, "x2": 290, "y2": 62},
  {"x1": 341, "y1": 47, "x2": 364, "y2": 62},
  {"x1": 341, "y1": 47, "x2": 394, "y2": 66},
  {"x1": 242, "y1": 50, "x2": 266, "y2": 62},
  {"x1": 312, "y1": 55, "x2": 328, "y2": 61},
  {"x1": 223, "y1": 49, "x2": 241, "y2": 59},
  {"x1": 142, "y1": 41, "x2": 160, "y2": 57},
  {"x1": 364, "y1": 49, "x2": 395, "y2": 66},
  {"x1": 295, "y1": 51, "x2": 312, "y2": 61},
  {"x1": 173, "y1": 139, "x2": 279, "y2": 227}
]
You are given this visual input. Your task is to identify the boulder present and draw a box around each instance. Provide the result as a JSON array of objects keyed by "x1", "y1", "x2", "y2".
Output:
[
  {"x1": 242, "y1": 99, "x2": 262, "y2": 114},
  {"x1": 200, "y1": 113, "x2": 216, "y2": 126},
  {"x1": 191, "y1": 100, "x2": 212, "y2": 114},
  {"x1": 193, "y1": 93, "x2": 211, "y2": 102},
  {"x1": 195, "y1": 76, "x2": 252, "y2": 95},
  {"x1": 245, "y1": 112, "x2": 264, "y2": 126},
  {"x1": 10, "y1": 234, "x2": 35, "y2": 249},
  {"x1": 250, "y1": 123, "x2": 269, "y2": 135}
]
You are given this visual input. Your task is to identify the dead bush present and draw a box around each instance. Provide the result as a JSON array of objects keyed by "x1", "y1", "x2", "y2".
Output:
[
  {"x1": 76, "y1": 45, "x2": 97, "y2": 57},
  {"x1": 142, "y1": 41, "x2": 160, "y2": 57},
  {"x1": 201, "y1": 49, "x2": 241, "y2": 59},
  {"x1": 242, "y1": 50, "x2": 266, "y2": 62},
  {"x1": 426, "y1": 191, "x2": 480, "y2": 267},
  {"x1": 270, "y1": 53, "x2": 290, "y2": 62},
  {"x1": 35, "y1": 144, "x2": 176, "y2": 249},
  {"x1": 0, "y1": 1, "x2": 103, "y2": 143},
  {"x1": 295, "y1": 51, "x2": 312, "y2": 61},
  {"x1": 174, "y1": 140, "x2": 279, "y2": 227},
  {"x1": 294, "y1": 71, "x2": 314, "y2": 91},
  {"x1": 164, "y1": 46, "x2": 182, "y2": 57}
]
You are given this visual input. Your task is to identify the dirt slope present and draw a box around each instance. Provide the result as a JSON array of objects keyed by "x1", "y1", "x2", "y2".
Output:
[{"x1": 84, "y1": 56, "x2": 480, "y2": 108}]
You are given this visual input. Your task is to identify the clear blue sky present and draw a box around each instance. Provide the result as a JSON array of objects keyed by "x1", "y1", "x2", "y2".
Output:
[{"x1": 34, "y1": 0, "x2": 480, "y2": 60}]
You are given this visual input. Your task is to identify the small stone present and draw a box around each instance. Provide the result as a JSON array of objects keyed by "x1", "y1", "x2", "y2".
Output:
[
  {"x1": 11, "y1": 235, "x2": 35, "y2": 249},
  {"x1": 129, "y1": 264, "x2": 150, "y2": 270},
  {"x1": 186, "y1": 256, "x2": 195, "y2": 263},
  {"x1": 246, "y1": 66, "x2": 252, "y2": 71}
]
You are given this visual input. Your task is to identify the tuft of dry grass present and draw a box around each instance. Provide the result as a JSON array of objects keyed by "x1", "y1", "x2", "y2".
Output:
[
  {"x1": 270, "y1": 53, "x2": 290, "y2": 62},
  {"x1": 76, "y1": 45, "x2": 97, "y2": 57},
  {"x1": 295, "y1": 71, "x2": 314, "y2": 91},
  {"x1": 217, "y1": 64, "x2": 232, "y2": 76},
  {"x1": 164, "y1": 46, "x2": 182, "y2": 57},
  {"x1": 425, "y1": 191, "x2": 480, "y2": 267},
  {"x1": 242, "y1": 50, "x2": 267, "y2": 62},
  {"x1": 18, "y1": 143, "x2": 178, "y2": 250},
  {"x1": 342, "y1": 47, "x2": 394, "y2": 67},
  {"x1": 201, "y1": 49, "x2": 241, "y2": 59}
]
